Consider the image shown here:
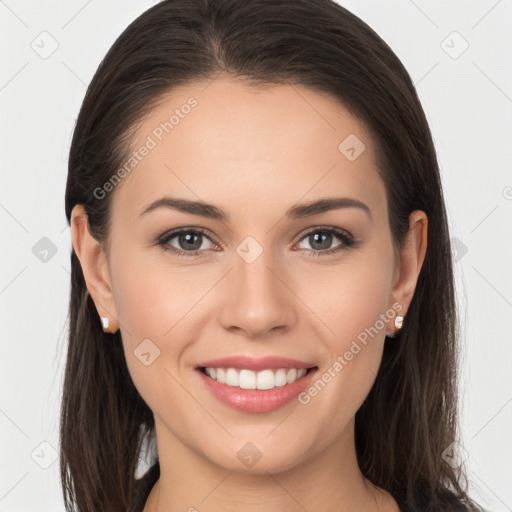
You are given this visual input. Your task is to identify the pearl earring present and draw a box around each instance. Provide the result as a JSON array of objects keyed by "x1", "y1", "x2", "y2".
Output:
[
  {"x1": 386, "y1": 315, "x2": 404, "y2": 338},
  {"x1": 101, "y1": 316, "x2": 110, "y2": 332}
]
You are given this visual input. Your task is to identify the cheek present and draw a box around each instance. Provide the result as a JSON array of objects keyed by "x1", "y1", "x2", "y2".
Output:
[
  {"x1": 109, "y1": 249, "x2": 211, "y2": 390},
  {"x1": 298, "y1": 254, "x2": 393, "y2": 349},
  {"x1": 294, "y1": 254, "x2": 392, "y2": 418},
  {"x1": 111, "y1": 244, "x2": 207, "y2": 342}
]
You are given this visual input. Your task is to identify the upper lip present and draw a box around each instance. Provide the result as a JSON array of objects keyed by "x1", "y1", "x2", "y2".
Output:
[{"x1": 196, "y1": 355, "x2": 317, "y2": 372}]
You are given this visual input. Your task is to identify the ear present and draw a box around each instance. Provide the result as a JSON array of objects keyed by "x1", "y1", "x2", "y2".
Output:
[
  {"x1": 387, "y1": 210, "x2": 428, "y2": 332},
  {"x1": 70, "y1": 204, "x2": 119, "y2": 333}
]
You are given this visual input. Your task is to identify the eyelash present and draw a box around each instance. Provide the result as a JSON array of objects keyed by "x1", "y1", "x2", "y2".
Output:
[{"x1": 156, "y1": 226, "x2": 358, "y2": 258}]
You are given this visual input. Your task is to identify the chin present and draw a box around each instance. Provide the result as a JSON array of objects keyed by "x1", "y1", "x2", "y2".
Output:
[{"x1": 205, "y1": 442, "x2": 309, "y2": 476}]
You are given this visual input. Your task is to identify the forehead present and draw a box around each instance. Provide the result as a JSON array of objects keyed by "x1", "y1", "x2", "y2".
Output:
[{"x1": 111, "y1": 77, "x2": 385, "y2": 221}]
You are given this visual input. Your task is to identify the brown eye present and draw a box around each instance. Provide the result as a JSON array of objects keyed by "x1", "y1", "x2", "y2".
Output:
[
  {"x1": 157, "y1": 228, "x2": 217, "y2": 257},
  {"x1": 174, "y1": 231, "x2": 205, "y2": 251},
  {"x1": 296, "y1": 227, "x2": 356, "y2": 256}
]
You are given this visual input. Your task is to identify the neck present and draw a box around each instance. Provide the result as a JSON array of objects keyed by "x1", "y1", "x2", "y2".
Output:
[{"x1": 144, "y1": 417, "x2": 395, "y2": 512}]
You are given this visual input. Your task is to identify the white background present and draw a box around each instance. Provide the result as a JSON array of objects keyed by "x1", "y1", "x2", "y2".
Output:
[{"x1": 0, "y1": 0, "x2": 511, "y2": 510}]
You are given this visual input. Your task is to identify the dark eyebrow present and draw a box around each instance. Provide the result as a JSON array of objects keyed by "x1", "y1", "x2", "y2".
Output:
[
  {"x1": 287, "y1": 197, "x2": 372, "y2": 220},
  {"x1": 138, "y1": 197, "x2": 228, "y2": 221},
  {"x1": 138, "y1": 196, "x2": 372, "y2": 221}
]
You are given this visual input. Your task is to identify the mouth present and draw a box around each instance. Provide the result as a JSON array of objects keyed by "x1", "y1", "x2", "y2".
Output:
[
  {"x1": 197, "y1": 365, "x2": 318, "y2": 390},
  {"x1": 194, "y1": 358, "x2": 319, "y2": 413}
]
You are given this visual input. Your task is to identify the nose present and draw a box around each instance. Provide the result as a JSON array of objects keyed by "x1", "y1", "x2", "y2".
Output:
[{"x1": 218, "y1": 244, "x2": 298, "y2": 339}]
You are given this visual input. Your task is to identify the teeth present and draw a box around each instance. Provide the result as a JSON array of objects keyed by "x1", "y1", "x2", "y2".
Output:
[
  {"x1": 203, "y1": 367, "x2": 308, "y2": 389},
  {"x1": 275, "y1": 368, "x2": 287, "y2": 387},
  {"x1": 236, "y1": 369, "x2": 254, "y2": 389},
  {"x1": 226, "y1": 368, "x2": 239, "y2": 387},
  {"x1": 286, "y1": 368, "x2": 297, "y2": 384}
]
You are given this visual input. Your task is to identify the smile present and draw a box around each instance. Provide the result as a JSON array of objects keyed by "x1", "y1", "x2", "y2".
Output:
[
  {"x1": 201, "y1": 367, "x2": 310, "y2": 390},
  {"x1": 195, "y1": 355, "x2": 318, "y2": 413}
]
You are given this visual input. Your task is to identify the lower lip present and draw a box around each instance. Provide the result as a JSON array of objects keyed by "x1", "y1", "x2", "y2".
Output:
[{"x1": 196, "y1": 368, "x2": 318, "y2": 413}]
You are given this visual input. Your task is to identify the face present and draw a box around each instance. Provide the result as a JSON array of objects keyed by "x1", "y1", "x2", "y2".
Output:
[{"x1": 75, "y1": 76, "x2": 425, "y2": 475}]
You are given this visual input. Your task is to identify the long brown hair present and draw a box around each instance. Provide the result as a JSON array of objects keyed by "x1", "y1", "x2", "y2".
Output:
[{"x1": 61, "y1": 0, "x2": 483, "y2": 510}]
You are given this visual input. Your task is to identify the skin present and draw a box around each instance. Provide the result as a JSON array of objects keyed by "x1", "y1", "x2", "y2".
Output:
[{"x1": 71, "y1": 75, "x2": 427, "y2": 511}]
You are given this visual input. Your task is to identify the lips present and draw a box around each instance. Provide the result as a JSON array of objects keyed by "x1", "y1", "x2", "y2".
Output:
[
  {"x1": 196, "y1": 355, "x2": 316, "y2": 372},
  {"x1": 195, "y1": 355, "x2": 318, "y2": 413}
]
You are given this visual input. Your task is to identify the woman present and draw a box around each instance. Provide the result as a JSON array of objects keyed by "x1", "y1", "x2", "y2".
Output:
[{"x1": 61, "y1": 0, "x2": 484, "y2": 510}]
